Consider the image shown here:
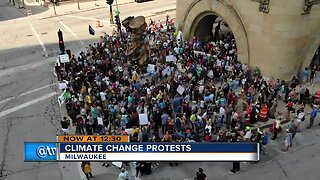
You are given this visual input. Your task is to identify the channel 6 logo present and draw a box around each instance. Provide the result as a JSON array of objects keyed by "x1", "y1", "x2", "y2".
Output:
[{"x1": 24, "y1": 143, "x2": 57, "y2": 161}]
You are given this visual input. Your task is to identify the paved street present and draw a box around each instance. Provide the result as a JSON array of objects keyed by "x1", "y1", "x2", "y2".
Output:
[{"x1": 0, "y1": 0, "x2": 320, "y2": 180}]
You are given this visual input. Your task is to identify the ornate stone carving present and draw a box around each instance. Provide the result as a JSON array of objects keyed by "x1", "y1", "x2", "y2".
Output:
[
  {"x1": 302, "y1": 0, "x2": 320, "y2": 14},
  {"x1": 252, "y1": 0, "x2": 270, "y2": 13},
  {"x1": 259, "y1": 0, "x2": 270, "y2": 13},
  {"x1": 302, "y1": 0, "x2": 314, "y2": 14}
]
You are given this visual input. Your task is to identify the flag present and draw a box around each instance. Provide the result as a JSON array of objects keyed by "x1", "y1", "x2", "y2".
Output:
[{"x1": 89, "y1": 25, "x2": 95, "y2": 36}]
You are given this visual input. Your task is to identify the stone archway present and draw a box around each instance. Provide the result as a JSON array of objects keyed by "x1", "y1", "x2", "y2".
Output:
[
  {"x1": 182, "y1": 0, "x2": 249, "y2": 64},
  {"x1": 301, "y1": 35, "x2": 320, "y2": 70},
  {"x1": 192, "y1": 13, "x2": 218, "y2": 42}
]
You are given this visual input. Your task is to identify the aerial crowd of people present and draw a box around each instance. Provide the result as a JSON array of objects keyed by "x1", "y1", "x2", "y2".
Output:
[{"x1": 55, "y1": 17, "x2": 320, "y2": 180}]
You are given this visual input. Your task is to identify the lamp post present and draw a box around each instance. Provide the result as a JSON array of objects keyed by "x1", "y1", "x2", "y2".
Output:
[
  {"x1": 115, "y1": 0, "x2": 119, "y2": 12},
  {"x1": 53, "y1": 2, "x2": 57, "y2": 15},
  {"x1": 114, "y1": 0, "x2": 121, "y2": 38},
  {"x1": 109, "y1": 4, "x2": 114, "y2": 24},
  {"x1": 77, "y1": 0, "x2": 80, "y2": 10}
]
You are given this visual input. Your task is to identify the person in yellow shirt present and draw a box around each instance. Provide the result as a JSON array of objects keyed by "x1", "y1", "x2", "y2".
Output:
[
  {"x1": 271, "y1": 112, "x2": 283, "y2": 140},
  {"x1": 132, "y1": 71, "x2": 138, "y2": 82},
  {"x1": 190, "y1": 113, "x2": 197, "y2": 129},
  {"x1": 132, "y1": 127, "x2": 139, "y2": 136}
]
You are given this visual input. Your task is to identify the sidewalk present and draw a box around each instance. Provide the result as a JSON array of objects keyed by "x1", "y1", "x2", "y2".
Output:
[{"x1": 21, "y1": 0, "x2": 135, "y2": 17}]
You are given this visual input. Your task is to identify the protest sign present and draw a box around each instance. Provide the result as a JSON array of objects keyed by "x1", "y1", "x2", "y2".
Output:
[
  {"x1": 162, "y1": 67, "x2": 171, "y2": 76},
  {"x1": 139, "y1": 114, "x2": 149, "y2": 125},
  {"x1": 59, "y1": 54, "x2": 70, "y2": 63},
  {"x1": 58, "y1": 82, "x2": 67, "y2": 90},
  {"x1": 97, "y1": 117, "x2": 103, "y2": 125},
  {"x1": 58, "y1": 90, "x2": 66, "y2": 106},
  {"x1": 166, "y1": 55, "x2": 177, "y2": 63},
  {"x1": 147, "y1": 64, "x2": 155, "y2": 74},
  {"x1": 176, "y1": 85, "x2": 185, "y2": 95},
  {"x1": 112, "y1": 162, "x2": 123, "y2": 168}
]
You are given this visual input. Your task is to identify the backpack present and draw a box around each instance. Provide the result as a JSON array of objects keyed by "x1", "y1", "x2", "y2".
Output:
[
  {"x1": 262, "y1": 135, "x2": 269, "y2": 145},
  {"x1": 84, "y1": 164, "x2": 91, "y2": 174}
]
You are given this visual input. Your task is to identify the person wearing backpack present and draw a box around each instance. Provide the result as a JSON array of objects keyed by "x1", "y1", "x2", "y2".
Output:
[{"x1": 81, "y1": 161, "x2": 94, "y2": 180}]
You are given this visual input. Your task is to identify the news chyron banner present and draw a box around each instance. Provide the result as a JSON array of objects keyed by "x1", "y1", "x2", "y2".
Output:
[{"x1": 24, "y1": 136, "x2": 259, "y2": 162}]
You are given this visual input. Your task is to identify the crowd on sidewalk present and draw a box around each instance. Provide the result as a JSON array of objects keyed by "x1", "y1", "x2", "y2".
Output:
[{"x1": 55, "y1": 16, "x2": 320, "y2": 179}]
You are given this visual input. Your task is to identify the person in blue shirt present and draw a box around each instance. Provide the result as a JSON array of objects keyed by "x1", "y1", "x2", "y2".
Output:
[
  {"x1": 306, "y1": 105, "x2": 320, "y2": 129},
  {"x1": 303, "y1": 67, "x2": 310, "y2": 83},
  {"x1": 217, "y1": 96, "x2": 227, "y2": 107}
]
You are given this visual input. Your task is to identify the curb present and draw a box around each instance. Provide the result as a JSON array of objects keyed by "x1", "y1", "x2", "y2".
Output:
[{"x1": 252, "y1": 119, "x2": 291, "y2": 130}]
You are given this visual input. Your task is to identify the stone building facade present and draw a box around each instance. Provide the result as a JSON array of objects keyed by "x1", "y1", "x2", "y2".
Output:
[{"x1": 176, "y1": 0, "x2": 320, "y2": 79}]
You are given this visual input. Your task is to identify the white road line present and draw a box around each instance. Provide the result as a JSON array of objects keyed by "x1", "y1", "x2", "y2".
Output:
[
  {"x1": 0, "y1": 92, "x2": 57, "y2": 118},
  {"x1": 29, "y1": 22, "x2": 47, "y2": 55},
  {"x1": 56, "y1": 17, "x2": 85, "y2": 45},
  {"x1": 0, "y1": 58, "x2": 56, "y2": 77},
  {"x1": 0, "y1": 84, "x2": 55, "y2": 104},
  {"x1": 1, "y1": 31, "x2": 5, "y2": 44},
  {"x1": 65, "y1": 15, "x2": 109, "y2": 23}
]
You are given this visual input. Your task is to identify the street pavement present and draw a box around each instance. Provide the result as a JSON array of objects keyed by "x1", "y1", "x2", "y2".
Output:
[{"x1": 1, "y1": 0, "x2": 320, "y2": 180}]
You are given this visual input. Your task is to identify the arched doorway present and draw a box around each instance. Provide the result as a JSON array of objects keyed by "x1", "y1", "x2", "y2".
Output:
[
  {"x1": 193, "y1": 13, "x2": 234, "y2": 44},
  {"x1": 193, "y1": 14, "x2": 217, "y2": 42},
  {"x1": 182, "y1": 0, "x2": 249, "y2": 64}
]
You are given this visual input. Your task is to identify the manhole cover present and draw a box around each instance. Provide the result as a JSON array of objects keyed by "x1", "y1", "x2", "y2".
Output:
[
  {"x1": 41, "y1": 32, "x2": 47, "y2": 35},
  {"x1": 27, "y1": 34, "x2": 33, "y2": 37}
]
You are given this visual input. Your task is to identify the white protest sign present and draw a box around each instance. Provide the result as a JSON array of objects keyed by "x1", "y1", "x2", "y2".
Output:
[
  {"x1": 112, "y1": 162, "x2": 123, "y2": 168},
  {"x1": 125, "y1": 128, "x2": 133, "y2": 135},
  {"x1": 194, "y1": 50, "x2": 212, "y2": 57},
  {"x1": 147, "y1": 64, "x2": 156, "y2": 74},
  {"x1": 58, "y1": 90, "x2": 66, "y2": 106},
  {"x1": 176, "y1": 31, "x2": 183, "y2": 43},
  {"x1": 97, "y1": 117, "x2": 103, "y2": 125},
  {"x1": 139, "y1": 114, "x2": 149, "y2": 125},
  {"x1": 58, "y1": 83, "x2": 67, "y2": 90},
  {"x1": 162, "y1": 67, "x2": 171, "y2": 76},
  {"x1": 59, "y1": 54, "x2": 70, "y2": 63},
  {"x1": 166, "y1": 55, "x2": 177, "y2": 63},
  {"x1": 176, "y1": 85, "x2": 185, "y2": 95}
]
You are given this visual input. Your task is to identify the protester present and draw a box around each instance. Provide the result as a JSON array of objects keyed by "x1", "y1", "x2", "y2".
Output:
[
  {"x1": 81, "y1": 161, "x2": 94, "y2": 180},
  {"x1": 271, "y1": 112, "x2": 283, "y2": 140},
  {"x1": 118, "y1": 168, "x2": 129, "y2": 180},
  {"x1": 61, "y1": 116, "x2": 70, "y2": 135},
  {"x1": 195, "y1": 168, "x2": 207, "y2": 180},
  {"x1": 282, "y1": 128, "x2": 293, "y2": 152},
  {"x1": 306, "y1": 105, "x2": 320, "y2": 129}
]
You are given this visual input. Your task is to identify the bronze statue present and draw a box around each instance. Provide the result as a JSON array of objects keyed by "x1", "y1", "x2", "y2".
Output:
[{"x1": 122, "y1": 16, "x2": 149, "y2": 73}]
